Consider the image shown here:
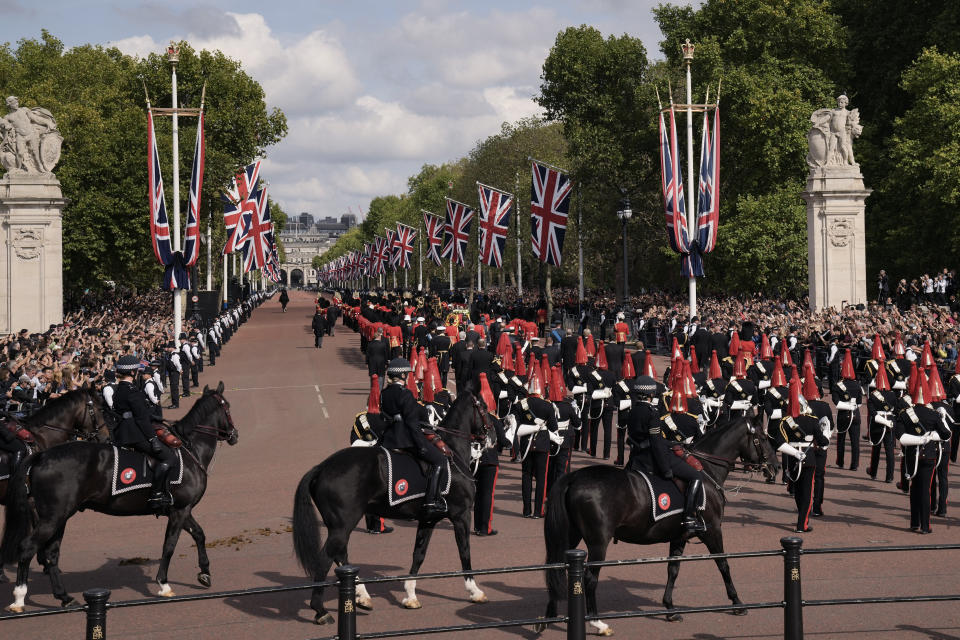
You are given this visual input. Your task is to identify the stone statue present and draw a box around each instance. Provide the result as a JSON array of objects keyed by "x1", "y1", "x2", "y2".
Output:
[
  {"x1": 806, "y1": 94, "x2": 863, "y2": 170},
  {"x1": 0, "y1": 96, "x2": 62, "y2": 176}
]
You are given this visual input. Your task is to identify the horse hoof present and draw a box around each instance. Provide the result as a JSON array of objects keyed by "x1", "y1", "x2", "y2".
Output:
[
  {"x1": 402, "y1": 597, "x2": 422, "y2": 609},
  {"x1": 314, "y1": 612, "x2": 334, "y2": 625},
  {"x1": 157, "y1": 583, "x2": 176, "y2": 598},
  {"x1": 60, "y1": 596, "x2": 76, "y2": 608},
  {"x1": 197, "y1": 573, "x2": 212, "y2": 588},
  {"x1": 598, "y1": 628, "x2": 614, "y2": 637},
  {"x1": 666, "y1": 613, "x2": 683, "y2": 622},
  {"x1": 533, "y1": 619, "x2": 547, "y2": 634},
  {"x1": 356, "y1": 596, "x2": 373, "y2": 610},
  {"x1": 5, "y1": 605, "x2": 23, "y2": 613},
  {"x1": 469, "y1": 592, "x2": 488, "y2": 604}
]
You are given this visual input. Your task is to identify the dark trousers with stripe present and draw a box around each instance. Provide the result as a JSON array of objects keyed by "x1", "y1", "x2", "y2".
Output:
[
  {"x1": 868, "y1": 425, "x2": 895, "y2": 482},
  {"x1": 473, "y1": 464, "x2": 498, "y2": 534},
  {"x1": 167, "y1": 371, "x2": 180, "y2": 407},
  {"x1": 588, "y1": 410, "x2": 613, "y2": 458},
  {"x1": 522, "y1": 451, "x2": 549, "y2": 517},
  {"x1": 910, "y1": 460, "x2": 936, "y2": 530},
  {"x1": 835, "y1": 414, "x2": 860, "y2": 468},
  {"x1": 547, "y1": 446, "x2": 571, "y2": 493},
  {"x1": 930, "y1": 454, "x2": 949, "y2": 515},
  {"x1": 812, "y1": 448, "x2": 827, "y2": 513},
  {"x1": 615, "y1": 417, "x2": 627, "y2": 464},
  {"x1": 790, "y1": 460, "x2": 816, "y2": 530}
]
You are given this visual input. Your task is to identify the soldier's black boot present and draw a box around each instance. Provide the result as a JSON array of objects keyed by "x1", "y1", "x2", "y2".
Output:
[
  {"x1": 421, "y1": 465, "x2": 447, "y2": 519},
  {"x1": 148, "y1": 462, "x2": 173, "y2": 514},
  {"x1": 682, "y1": 479, "x2": 706, "y2": 534},
  {"x1": 10, "y1": 448, "x2": 24, "y2": 472}
]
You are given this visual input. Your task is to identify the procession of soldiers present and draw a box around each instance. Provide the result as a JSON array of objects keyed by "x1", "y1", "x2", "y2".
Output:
[{"x1": 330, "y1": 287, "x2": 959, "y2": 537}]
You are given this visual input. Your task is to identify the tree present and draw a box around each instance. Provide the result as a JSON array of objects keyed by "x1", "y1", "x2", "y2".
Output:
[{"x1": 0, "y1": 32, "x2": 287, "y2": 292}]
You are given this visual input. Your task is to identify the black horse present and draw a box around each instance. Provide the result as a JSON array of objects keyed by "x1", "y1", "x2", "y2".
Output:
[
  {"x1": 293, "y1": 389, "x2": 495, "y2": 624},
  {"x1": 539, "y1": 417, "x2": 778, "y2": 635},
  {"x1": 0, "y1": 383, "x2": 238, "y2": 611},
  {"x1": 0, "y1": 388, "x2": 111, "y2": 504}
]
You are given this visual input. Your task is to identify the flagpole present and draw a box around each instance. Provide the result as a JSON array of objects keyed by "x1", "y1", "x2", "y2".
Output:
[
  {"x1": 206, "y1": 211, "x2": 212, "y2": 290},
  {"x1": 449, "y1": 256, "x2": 453, "y2": 292},
  {"x1": 515, "y1": 171, "x2": 522, "y2": 296},
  {"x1": 169, "y1": 44, "x2": 183, "y2": 341},
  {"x1": 418, "y1": 221, "x2": 423, "y2": 291},
  {"x1": 577, "y1": 181, "x2": 584, "y2": 305},
  {"x1": 684, "y1": 39, "x2": 697, "y2": 319},
  {"x1": 222, "y1": 252, "x2": 228, "y2": 307}
]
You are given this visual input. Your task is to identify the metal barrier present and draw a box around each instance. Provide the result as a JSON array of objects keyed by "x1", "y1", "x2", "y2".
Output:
[{"x1": 2, "y1": 538, "x2": 959, "y2": 639}]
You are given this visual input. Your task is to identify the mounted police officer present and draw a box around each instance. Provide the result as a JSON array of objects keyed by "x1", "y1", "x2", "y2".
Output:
[
  {"x1": 379, "y1": 357, "x2": 448, "y2": 518},
  {"x1": 112, "y1": 355, "x2": 176, "y2": 513}
]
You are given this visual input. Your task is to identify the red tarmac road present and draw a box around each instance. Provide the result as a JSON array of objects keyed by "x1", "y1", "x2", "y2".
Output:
[{"x1": 2, "y1": 290, "x2": 959, "y2": 639}]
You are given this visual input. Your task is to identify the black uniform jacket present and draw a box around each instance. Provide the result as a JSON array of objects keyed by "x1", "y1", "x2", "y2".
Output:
[
  {"x1": 379, "y1": 383, "x2": 430, "y2": 451},
  {"x1": 511, "y1": 395, "x2": 558, "y2": 453},
  {"x1": 113, "y1": 380, "x2": 156, "y2": 447}
]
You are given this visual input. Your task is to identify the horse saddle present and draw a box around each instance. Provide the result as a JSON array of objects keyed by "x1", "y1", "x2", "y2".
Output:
[
  {"x1": 627, "y1": 468, "x2": 706, "y2": 522},
  {"x1": 0, "y1": 444, "x2": 32, "y2": 481},
  {"x1": 111, "y1": 445, "x2": 184, "y2": 496},
  {"x1": 380, "y1": 447, "x2": 451, "y2": 507}
]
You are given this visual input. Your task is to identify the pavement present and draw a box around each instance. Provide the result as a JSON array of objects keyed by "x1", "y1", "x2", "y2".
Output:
[{"x1": 1, "y1": 289, "x2": 959, "y2": 639}]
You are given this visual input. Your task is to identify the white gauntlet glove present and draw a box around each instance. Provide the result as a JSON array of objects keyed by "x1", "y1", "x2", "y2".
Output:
[
  {"x1": 899, "y1": 433, "x2": 926, "y2": 446},
  {"x1": 778, "y1": 443, "x2": 805, "y2": 461},
  {"x1": 836, "y1": 400, "x2": 857, "y2": 412}
]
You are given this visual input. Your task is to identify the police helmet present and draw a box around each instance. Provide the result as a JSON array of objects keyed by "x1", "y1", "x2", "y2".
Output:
[
  {"x1": 386, "y1": 358, "x2": 411, "y2": 378},
  {"x1": 631, "y1": 375, "x2": 658, "y2": 398},
  {"x1": 115, "y1": 355, "x2": 141, "y2": 374}
]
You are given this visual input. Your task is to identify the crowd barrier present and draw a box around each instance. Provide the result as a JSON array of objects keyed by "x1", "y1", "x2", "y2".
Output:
[{"x1": 2, "y1": 538, "x2": 958, "y2": 639}]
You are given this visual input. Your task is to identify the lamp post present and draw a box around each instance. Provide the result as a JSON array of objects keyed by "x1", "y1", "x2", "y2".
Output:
[{"x1": 617, "y1": 198, "x2": 632, "y2": 303}]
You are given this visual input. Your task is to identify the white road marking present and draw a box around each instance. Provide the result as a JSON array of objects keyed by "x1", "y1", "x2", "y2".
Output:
[
  {"x1": 321, "y1": 407, "x2": 329, "y2": 419},
  {"x1": 317, "y1": 392, "x2": 325, "y2": 404},
  {"x1": 314, "y1": 385, "x2": 320, "y2": 392}
]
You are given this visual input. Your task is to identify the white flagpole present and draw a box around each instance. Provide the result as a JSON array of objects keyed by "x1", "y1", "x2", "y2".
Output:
[
  {"x1": 222, "y1": 252, "x2": 228, "y2": 306},
  {"x1": 169, "y1": 45, "x2": 183, "y2": 341},
  {"x1": 515, "y1": 171, "x2": 522, "y2": 296},
  {"x1": 418, "y1": 221, "x2": 423, "y2": 291},
  {"x1": 684, "y1": 39, "x2": 697, "y2": 319},
  {"x1": 577, "y1": 182, "x2": 584, "y2": 304},
  {"x1": 449, "y1": 257, "x2": 453, "y2": 291},
  {"x1": 206, "y1": 211, "x2": 212, "y2": 290}
]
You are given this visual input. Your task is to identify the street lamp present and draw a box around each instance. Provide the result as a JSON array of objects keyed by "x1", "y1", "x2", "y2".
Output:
[{"x1": 617, "y1": 198, "x2": 632, "y2": 303}]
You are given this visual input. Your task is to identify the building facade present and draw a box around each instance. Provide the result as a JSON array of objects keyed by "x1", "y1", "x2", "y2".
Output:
[{"x1": 278, "y1": 213, "x2": 356, "y2": 286}]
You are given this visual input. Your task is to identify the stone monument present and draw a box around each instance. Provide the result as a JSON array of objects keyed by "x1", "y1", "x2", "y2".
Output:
[
  {"x1": 0, "y1": 96, "x2": 66, "y2": 333},
  {"x1": 802, "y1": 94, "x2": 871, "y2": 311}
]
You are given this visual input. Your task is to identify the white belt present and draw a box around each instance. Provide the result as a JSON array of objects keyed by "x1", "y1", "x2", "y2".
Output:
[{"x1": 730, "y1": 399, "x2": 751, "y2": 411}]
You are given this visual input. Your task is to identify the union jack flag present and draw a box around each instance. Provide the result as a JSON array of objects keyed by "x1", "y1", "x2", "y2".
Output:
[
  {"x1": 694, "y1": 106, "x2": 720, "y2": 272},
  {"x1": 242, "y1": 187, "x2": 273, "y2": 272},
  {"x1": 530, "y1": 160, "x2": 572, "y2": 266},
  {"x1": 361, "y1": 242, "x2": 372, "y2": 277},
  {"x1": 223, "y1": 160, "x2": 262, "y2": 255},
  {"x1": 477, "y1": 183, "x2": 512, "y2": 268},
  {"x1": 372, "y1": 235, "x2": 391, "y2": 276},
  {"x1": 392, "y1": 223, "x2": 417, "y2": 270},
  {"x1": 441, "y1": 198, "x2": 473, "y2": 266},
  {"x1": 423, "y1": 211, "x2": 444, "y2": 266},
  {"x1": 660, "y1": 106, "x2": 691, "y2": 261},
  {"x1": 147, "y1": 109, "x2": 172, "y2": 266},
  {"x1": 183, "y1": 111, "x2": 204, "y2": 267},
  {"x1": 384, "y1": 228, "x2": 396, "y2": 271}
]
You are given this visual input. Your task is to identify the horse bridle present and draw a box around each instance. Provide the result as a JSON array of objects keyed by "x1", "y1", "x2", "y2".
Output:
[
  {"x1": 190, "y1": 392, "x2": 238, "y2": 441},
  {"x1": 430, "y1": 396, "x2": 492, "y2": 446},
  {"x1": 691, "y1": 422, "x2": 775, "y2": 475}
]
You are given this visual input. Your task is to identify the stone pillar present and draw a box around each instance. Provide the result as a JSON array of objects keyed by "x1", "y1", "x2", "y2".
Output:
[{"x1": 0, "y1": 174, "x2": 67, "y2": 333}]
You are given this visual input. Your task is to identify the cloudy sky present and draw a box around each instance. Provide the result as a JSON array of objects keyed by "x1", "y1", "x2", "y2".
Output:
[{"x1": 0, "y1": 0, "x2": 674, "y2": 220}]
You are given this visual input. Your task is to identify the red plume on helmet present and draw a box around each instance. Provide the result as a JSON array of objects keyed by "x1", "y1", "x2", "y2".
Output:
[
  {"x1": 496, "y1": 332, "x2": 511, "y2": 357},
  {"x1": 893, "y1": 333, "x2": 906, "y2": 357},
  {"x1": 622, "y1": 349, "x2": 636, "y2": 379},
  {"x1": 871, "y1": 334, "x2": 885, "y2": 361},
  {"x1": 550, "y1": 365, "x2": 566, "y2": 402},
  {"x1": 689, "y1": 349, "x2": 700, "y2": 374},
  {"x1": 501, "y1": 346, "x2": 514, "y2": 372},
  {"x1": 907, "y1": 361, "x2": 919, "y2": 397},
  {"x1": 671, "y1": 337, "x2": 682, "y2": 361},
  {"x1": 669, "y1": 378, "x2": 688, "y2": 413},
  {"x1": 422, "y1": 367, "x2": 437, "y2": 403},
  {"x1": 595, "y1": 342, "x2": 608, "y2": 370},
  {"x1": 920, "y1": 341, "x2": 935, "y2": 370},
  {"x1": 427, "y1": 357, "x2": 442, "y2": 391},
  {"x1": 515, "y1": 345, "x2": 527, "y2": 377},
  {"x1": 412, "y1": 349, "x2": 423, "y2": 380},
  {"x1": 788, "y1": 375, "x2": 801, "y2": 418},
  {"x1": 802, "y1": 365, "x2": 820, "y2": 400},
  {"x1": 760, "y1": 334, "x2": 773, "y2": 360},
  {"x1": 841, "y1": 348, "x2": 856, "y2": 380},
  {"x1": 417, "y1": 348, "x2": 428, "y2": 381},
  {"x1": 733, "y1": 354, "x2": 747, "y2": 379},
  {"x1": 802, "y1": 348, "x2": 814, "y2": 373},
  {"x1": 367, "y1": 375, "x2": 381, "y2": 414},
  {"x1": 709, "y1": 350, "x2": 722, "y2": 379},
  {"x1": 928, "y1": 364, "x2": 946, "y2": 402},
  {"x1": 771, "y1": 358, "x2": 787, "y2": 387},
  {"x1": 527, "y1": 351, "x2": 538, "y2": 378},
  {"x1": 527, "y1": 362, "x2": 544, "y2": 397},
  {"x1": 575, "y1": 337, "x2": 588, "y2": 365},
  {"x1": 670, "y1": 357, "x2": 683, "y2": 390},
  {"x1": 541, "y1": 354, "x2": 552, "y2": 379},
  {"x1": 873, "y1": 359, "x2": 891, "y2": 391},
  {"x1": 914, "y1": 370, "x2": 930, "y2": 406},
  {"x1": 586, "y1": 335, "x2": 596, "y2": 358},
  {"x1": 643, "y1": 352, "x2": 657, "y2": 378},
  {"x1": 681, "y1": 361, "x2": 697, "y2": 398},
  {"x1": 729, "y1": 332, "x2": 741, "y2": 357},
  {"x1": 781, "y1": 344, "x2": 794, "y2": 368},
  {"x1": 406, "y1": 371, "x2": 419, "y2": 397},
  {"x1": 478, "y1": 373, "x2": 496, "y2": 413}
]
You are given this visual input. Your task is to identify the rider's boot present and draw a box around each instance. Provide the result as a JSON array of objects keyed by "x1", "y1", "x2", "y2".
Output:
[
  {"x1": 10, "y1": 448, "x2": 24, "y2": 471},
  {"x1": 148, "y1": 462, "x2": 173, "y2": 514},
  {"x1": 682, "y1": 478, "x2": 706, "y2": 534},
  {"x1": 421, "y1": 465, "x2": 447, "y2": 519}
]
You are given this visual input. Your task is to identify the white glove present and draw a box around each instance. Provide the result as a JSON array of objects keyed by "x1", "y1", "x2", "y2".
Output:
[
  {"x1": 758, "y1": 380, "x2": 771, "y2": 389},
  {"x1": 351, "y1": 438, "x2": 376, "y2": 447},
  {"x1": 899, "y1": 433, "x2": 926, "y2": 446},
  {"x1": 893, "y1": 380, "x2": 907, "y2": 390},
  {"x1": 498, "y1": 390, "x2": 508, "y2": 399},
  {"x1": 769, "y1": 409, "x2": 782, "y2": 420},
  {"x1": 730, "y1": 399, "x2": 751, "y2": 411},
  {"x1": 836, "y1": 400, "x2": 857, "y2": 412},
  {"x1": 875, "y1": 414, "x2": 893, "y2": 428},
  {"x1": 549, "y1": 430, "x2": 564, "y2": 446},
  {"x1": 571, "y1": 385, "x2": 588, "y2": 395},
  {"x1": 820, "y1": 416, "x2": 833, "y2": 440},
  {"x1": 778, "y1": 442, "x2": 805, "y2": 461},
  {"x1": 937, "y1": 406, "x2": 954, "y2": 423},
  {"x1": 704, "y1": 397, "x2": 722, "y2": 409},
  {"x1": 619, "y1": 399, "x2": 631, "y2": 411},
  {"x1": 927, "y1": 431, "x2": 942, "y2": 442}
]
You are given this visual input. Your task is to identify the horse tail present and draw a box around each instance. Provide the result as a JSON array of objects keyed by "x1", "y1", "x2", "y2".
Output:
[
  {"x1": 1, "y1": 462, "x2": 36, "y2": 565},
  {"x1": 544, "y1": 470, "x2": 576, "y2": 603},
  {"x1": 292, "y1": 464, "x2": 325, "y2": 577}
]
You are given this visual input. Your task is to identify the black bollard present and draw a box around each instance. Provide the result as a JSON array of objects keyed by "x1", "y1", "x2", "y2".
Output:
[
  {"x1": 566, "y1": 549, "x2": 586, "y2": 640},
  {"x1": 781, "y1": 536, "x2": 804, "y2": 640},
  {"x1": 335, "y1": 565, "x2": 358, "y2": 640},
  {"x1": 83, "y1": 588, "x2": 110, "y2": 640}
]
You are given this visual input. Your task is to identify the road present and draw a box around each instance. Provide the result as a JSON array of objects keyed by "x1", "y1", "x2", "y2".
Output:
[{"x1": 2, "y1": 289, "x2": 958, "y2": 639}]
